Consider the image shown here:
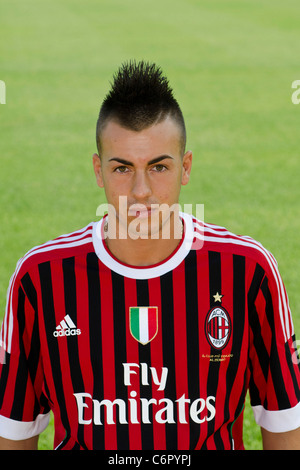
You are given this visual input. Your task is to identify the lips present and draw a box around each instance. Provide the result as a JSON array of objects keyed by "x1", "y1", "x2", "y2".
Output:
[{"x1": 128, "y1": 204, "x2": 154, "y2": 218}]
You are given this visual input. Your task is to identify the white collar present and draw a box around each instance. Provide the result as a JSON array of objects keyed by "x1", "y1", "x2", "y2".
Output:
[{"x1": 92, "y1": 212, "x2": 195, "y2": 279}]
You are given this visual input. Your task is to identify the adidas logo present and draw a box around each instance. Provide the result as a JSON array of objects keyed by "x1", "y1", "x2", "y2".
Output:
[{"x1": 53, "y1": 315, "x2": 81, "y2": 337}]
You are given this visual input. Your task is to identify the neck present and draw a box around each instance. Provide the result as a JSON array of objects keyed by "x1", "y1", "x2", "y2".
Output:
[{"x1": 104, "y1": 214, "x2": 183, "y2": 267}]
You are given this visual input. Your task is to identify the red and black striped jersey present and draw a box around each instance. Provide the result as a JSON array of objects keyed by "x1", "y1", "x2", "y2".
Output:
[{"x1": 1, "y1": 213, "x2": 300, "y2": 450}]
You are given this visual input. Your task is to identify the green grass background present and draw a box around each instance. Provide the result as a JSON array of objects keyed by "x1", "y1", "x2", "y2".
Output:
[{"x1": 1, "y1": 0, "x2": 299, "y2": 450}]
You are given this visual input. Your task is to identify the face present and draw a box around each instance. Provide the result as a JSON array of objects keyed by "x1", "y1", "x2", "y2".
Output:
[{"x1": 93, "y1": 117, "x2": 192, "y2": 238}]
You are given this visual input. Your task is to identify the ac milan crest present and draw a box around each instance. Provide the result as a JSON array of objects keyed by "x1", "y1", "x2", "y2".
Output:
[{"x1": 205, "y1": 306, "x2": 231, "y2": 350}]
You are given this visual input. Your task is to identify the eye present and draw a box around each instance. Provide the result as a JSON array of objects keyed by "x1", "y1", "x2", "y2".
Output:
[
  {"x1": 114, "y1": 166, "x2": 130, "y2": 173},
  {"x1": 152, "y1": 164, "x2": 167, "y2": 172}
]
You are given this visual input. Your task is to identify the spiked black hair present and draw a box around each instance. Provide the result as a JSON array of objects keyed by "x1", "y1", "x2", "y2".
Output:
[{"x1": 96, "y1": 60, "x2": 186, "y2": 154}]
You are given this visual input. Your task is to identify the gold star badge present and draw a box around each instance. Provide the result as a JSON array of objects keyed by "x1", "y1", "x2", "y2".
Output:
[{"x1": 213, "y1": 292, "x2": 223, "y2": 303}]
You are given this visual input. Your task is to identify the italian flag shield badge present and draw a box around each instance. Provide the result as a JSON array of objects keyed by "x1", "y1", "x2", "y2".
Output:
[{"x1": 129, "y1": 307, "x2": 158, "y2": 345}]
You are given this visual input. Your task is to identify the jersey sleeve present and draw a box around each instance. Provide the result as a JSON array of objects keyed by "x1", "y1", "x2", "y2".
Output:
[
  {"x1": 248, "y1": 258, "x2": 300, "y2": 433},
  {"x1": 0, "y1": 266, "x2": 50, "y2": 440}
]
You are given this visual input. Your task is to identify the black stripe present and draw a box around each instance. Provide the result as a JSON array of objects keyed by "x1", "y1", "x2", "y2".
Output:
[
  {"x1": 160, "y1": 271, "x2": 177, "y2": 450},
  {"x1": 209, "y1": 251, "x2": 221, "y2": 307},
  {"x1": 38, "y1": 261, "x2": 71, "y2": 435},
  {"x1": 247, "y1": 356, "x2": 260, "y2": 406},
  {"x1": 111, "y1": 271, "x2": 130, "y2": 450},
  {"x1": 62, "y1": 257, "x2": 87, "y2": 449},
  {"x1": 227, "y1": 376, "x2": 247, "y2": 444},
  {"x1": 136, "y1": 279, "x2": 154, "y2": 450},
  {"x1": 184, "y1": 250, "x2": 200, "y2": 449},
  {"x1": 260, "y1": 276, "x2": 291, "y2": 409},
  {"x1": 10, "y1": 287, "x2": 28, "y2": 420},
  {"x1": 8, "y1": 273, "x2": 44, "y2": 420},
  {"x1": 206, "y1": 251, "x2": 222, "y2": 449},
  {"x1": 248, "y1": 264, "x2": 269, "y2": 385},
  {"x1": 71, "y1": 441, "x2": 81, "y2": 450},
  {"x1": 86, "y1": 252, "x2": 104, "y2": 449},
  {"x1": 21, "y1": 274, "x2": 40, "y2": 388},
  {"x1": 42, "y1": 377, "x2": 52, "y2": 411},
  {"x1": 285, "y1": 334, "x2": 300, "y2": 401},
  {"x1": 0, "y1": 354, "x2": 10, "y2": 409},
  {"x1": 21, "y1": 272, "x2": 48, "y2": 417},
  {"x1": 224, "y1": 255, "x2": 247, "y2": 448}
]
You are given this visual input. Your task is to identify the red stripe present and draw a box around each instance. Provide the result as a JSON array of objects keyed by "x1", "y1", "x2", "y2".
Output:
[
  {"x1": 75, "y1": 254, "x2": 94, "y2": 447},
  {"x1": 147, "y1": 307, "x2": 157, "y2": 341}
]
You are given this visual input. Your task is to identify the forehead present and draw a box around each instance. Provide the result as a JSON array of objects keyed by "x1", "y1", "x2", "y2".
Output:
[{"x1": 100, "y1": 117, "x2": 182, "y2": 163}]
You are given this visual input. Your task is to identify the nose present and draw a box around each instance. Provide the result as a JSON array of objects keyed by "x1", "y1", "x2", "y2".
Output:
[{"x1": 131, "y1": 170, "x2": 152, "y2": 201}]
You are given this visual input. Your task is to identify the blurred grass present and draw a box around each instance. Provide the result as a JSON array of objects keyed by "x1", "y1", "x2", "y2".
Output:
[{"x1": 1, "y1": 0, "x2": 300, "y2": 450}]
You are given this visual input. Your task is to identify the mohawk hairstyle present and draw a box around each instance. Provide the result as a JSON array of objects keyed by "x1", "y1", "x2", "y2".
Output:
[{"x1": 96, "y1": 60, "x2": 186, "y2": 155}]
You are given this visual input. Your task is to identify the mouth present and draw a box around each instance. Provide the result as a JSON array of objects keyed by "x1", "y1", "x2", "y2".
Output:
[{"x1": 128, "y1": 204, "x2": 155, "y2": 219}]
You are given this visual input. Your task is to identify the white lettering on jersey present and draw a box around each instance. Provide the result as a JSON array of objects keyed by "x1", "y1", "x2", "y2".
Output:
[
  {"x1": 123, "y1": 362, "x2": 168, "y2": 391},
  {"x1": 73, "y1": 363, "x2": 216, "y2": 426}
]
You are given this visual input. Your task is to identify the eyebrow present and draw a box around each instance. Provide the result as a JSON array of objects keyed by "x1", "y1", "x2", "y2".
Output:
[{"x1": 108, "y1": 155, "x2": 174, "y2": 166}]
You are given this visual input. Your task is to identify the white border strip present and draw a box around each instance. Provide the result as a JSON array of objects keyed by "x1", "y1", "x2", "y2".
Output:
[
  {"x1": 252, "y1": 402, "x2": 300, "y2": 433},
  {"x1": 0, "y1": 412, "x2": 50, "y2": 440}
]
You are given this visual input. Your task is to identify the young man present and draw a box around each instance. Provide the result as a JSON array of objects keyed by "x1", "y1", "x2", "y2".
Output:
[{"x1": 0, "y1": 61, "x2": 300, "y2": 450}]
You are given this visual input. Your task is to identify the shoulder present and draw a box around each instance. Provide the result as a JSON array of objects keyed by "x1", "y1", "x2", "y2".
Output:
[
  {"x1": 190, "y1": 215, "x2": 278, "y2": 274},
  {"x1": 2, "y1": 223, "x2": 96, "y2": 354},
  {"x1": 13, "y1": 222, "x2": 95, "y2": 281}
]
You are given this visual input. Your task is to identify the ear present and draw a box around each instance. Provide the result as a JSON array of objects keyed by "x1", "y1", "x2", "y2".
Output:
[
  {"x1": 93, "y1": 153, "x2": 104, "y2": 188},
  {"x1": 181, "y1": 150, "x2": 192, "y2": 186}
]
